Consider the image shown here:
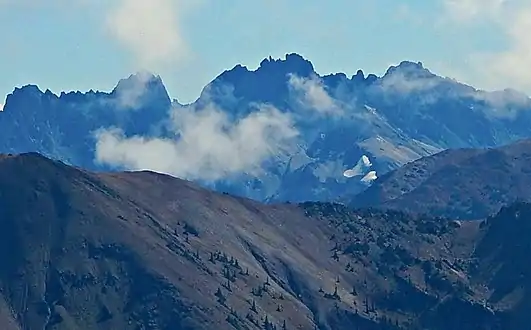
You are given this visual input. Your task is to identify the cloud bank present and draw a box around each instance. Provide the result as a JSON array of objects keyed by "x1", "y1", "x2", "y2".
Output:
[
  {"x1": 288, "y1": 74, "x2": 343, "y2": 116},
  {"x1": 94, "y1": 103, "x2": 298, "y2": 181},
  {"x1": 94, "y1": 70, "x2": 350, "y2": 181}
]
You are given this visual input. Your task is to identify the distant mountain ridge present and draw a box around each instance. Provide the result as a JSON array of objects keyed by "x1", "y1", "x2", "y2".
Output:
[
  {"x1": 1, "y1": 53, "x2": 531, "y2": 203},
  {"x1": 350, "y1": 139, "x2": 531, "y2": 219},
  {"x1": 0, "y1": 73, "x2": 171, "y2": 167}
]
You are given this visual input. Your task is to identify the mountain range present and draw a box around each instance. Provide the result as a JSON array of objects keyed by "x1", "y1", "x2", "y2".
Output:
[
  {"x1": 2, "y1": 53, "x2": 531, "y2": 203},
  {"x1": 351, "y1": 139, "x2": 531, "y2": 220},
  {"x1": 2, "y1": 152, "x2": 531, "y2": 329},
  {"x1": 3, "y1": 53, "x2": 531, "y2": 329}
]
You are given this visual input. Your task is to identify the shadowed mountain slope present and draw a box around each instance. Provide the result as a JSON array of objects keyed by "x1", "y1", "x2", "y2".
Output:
[
  {"x1": 351, "y1": 139, "x2": 531, "y2": 219},
  {"x1": 0, "y1": 153, "x2": 528, "y2": 329}
]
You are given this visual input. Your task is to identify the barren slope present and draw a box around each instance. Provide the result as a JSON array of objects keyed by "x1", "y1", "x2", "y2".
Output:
[
  {"x1": 0, "y1": 153, "x2": 527, "y2": 329},
  {"x1": 351, "y1": 139, "x2": 531, "y2": 219}
]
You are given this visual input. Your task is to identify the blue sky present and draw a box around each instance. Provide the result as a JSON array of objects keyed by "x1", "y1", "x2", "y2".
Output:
[{"x1": 0, "y1": 0, "x2": 529, "y2": 106}]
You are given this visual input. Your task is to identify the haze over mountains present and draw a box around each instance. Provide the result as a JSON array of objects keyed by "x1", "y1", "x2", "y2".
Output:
[
  {"x1": 1, "y1": 53, "x2": 531, "y2": 203},
  {"x1": 2, "y1": 152, "x2": 531, "y2": 329}
]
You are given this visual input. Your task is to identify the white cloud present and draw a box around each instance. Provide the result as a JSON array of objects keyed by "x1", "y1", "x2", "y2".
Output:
[
  {"x1": 471, "y1": 89, "x2": 531, "y2": 119},
  {"x1": 94, "y1": 102, "x2": 299, "y2": 181},
  {"x1": 100, "y1": 0, "x2": 201, "y2": 110},
  {"x1": 442, "y1": 0, "x2": 508, "y2": 22},
  {"x1": 0, "y1": 0, "x2": 188, "y2": 69},
  {"x1": 477, "y1": 8, "x2": 531, "y2": 93},
  {"x1": 442, "y1": 0, "x2": 531, "y2": 94},
  {"x1": 474, "y1": 89, "x2": 530, "y2": 108},
  {"x1": 288, "y1": 74, "x2": 343, "y2": 116},
  {"x1": 379, "y1": 69, "x2": 441, "y2": 95},
  {"x1": 105, "y1": 0, "x2": 188, "y2": 69}
]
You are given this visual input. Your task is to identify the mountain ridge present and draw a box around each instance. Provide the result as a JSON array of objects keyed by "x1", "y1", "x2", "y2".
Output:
[
  {"x1": 1, "y1": 53, "x2": 531, "y2": 204},
  {"x1": 350, "y1": 138, "x2": 531, "y2": 219},
  {"x1": 2, "y1": 152, "x2": 531, "y2": 329}
]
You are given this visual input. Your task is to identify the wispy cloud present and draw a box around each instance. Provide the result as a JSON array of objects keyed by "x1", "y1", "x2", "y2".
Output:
[
  {"x1": 474, "y1": 89, "x2": 530, "y2": 109},
  {"x1": 378, "y1": 69, "x2": 441, "y2": 95},
  {"x1": 288, "y1": 74, "x2": 343, "y2": 116},
  {"x1": 442, "y1": 0, "x2": 507, "y2": 22},
  {"x1": 441, "y1": 0, "x2": 531, "y2": 94},
  {"x1": 105, "y1": 0, "x2": 188, "y2": 69},
  {"x1": 377, "y1": 64, "x2": 530, "y2": 117},
  {"x1": 478, "y1": 8, "x2": 531, "y2": 93},
  {"x1": 0, "y1": 0, "x2": 189, "y2": 70},
  {"x1": 101, "y1": 0, "x2": 194, "y2": 109},
  {"x1": 94, "y1": 102, "x2": 298, "y2": 181},
  {"x1": 471, "y1": 89, "x2": 531, "y2": 119}
]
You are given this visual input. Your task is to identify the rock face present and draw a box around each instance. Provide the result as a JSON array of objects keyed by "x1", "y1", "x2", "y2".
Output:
[
  {"x1": 350, "y1": 139, "x2": 531, "y2": 219},
  {"x1": 0, "y1": 73, "x2": 171, "y2": 168},
  {"x1": 1, "y1": 54, "x2": 531, "y2": 203},
  {"x1": 0, "y1": 152, "x2": 530, "y2": 329}
]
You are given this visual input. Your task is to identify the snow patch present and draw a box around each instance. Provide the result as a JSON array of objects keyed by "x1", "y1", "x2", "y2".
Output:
[
  {"x1": 343, "y1": 155, "x2": 372, "y2": 178},
  {"x1": 343, "y1": 155, "x2": 378, "y2": 185},
  {"x1": 361, "y1": 171, "x2": 377, "y2": 183},
  {"x1": 360, "y1": 155, "x2": 371, "y2": 167}
]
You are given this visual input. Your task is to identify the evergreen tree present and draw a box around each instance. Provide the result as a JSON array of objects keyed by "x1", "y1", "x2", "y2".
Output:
[{"x1": 351, "y1": 286, "x2": 357, "y2": 296}]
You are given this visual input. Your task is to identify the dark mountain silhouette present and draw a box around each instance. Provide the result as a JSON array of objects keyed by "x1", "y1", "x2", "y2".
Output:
[
  {"x1": 351, "y1": 139, "x2": 531, "y2": 219},
  {"x1": 1, "y1": 54, "x2": 531, "y2": 203},
  {"x1": 0, "y1": 73, "x2": 171, "y2": 167},
  {"x1": 0, "y1": 152, "x2": 530, "y2": 329},
  {"x1": 473, "y1": 202, "x2": 531, "y2": 329}
]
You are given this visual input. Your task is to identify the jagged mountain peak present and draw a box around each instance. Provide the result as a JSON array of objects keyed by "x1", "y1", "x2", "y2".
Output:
[
  {"x1": 4, "y1": 71, "x2": 170, "y2": 110},
  {"x1": 215, "y1": 53, "x2": 315, "y2": 83},
  {"x1": 257, "y1": 52, "x2": 315, "y2": 76},
  {"x1": 383, "y1": 60, "x2": 433, "y2": 78},
  {"x1": 397, "y1": 60, "x2": 425, "y2": 70},
  {"x1": 209, "y1": 55, "x2": 442, "y2": 101},
  {"x1": 352, "y1": 69, "x2": 365, "y2": 81},
  {"x1": 110, "y1": 71, "x2": 171, "y2": 110},
  {"x1": 200, "y1": 53, "x2": 316, "y2": 106},
  {"x1": 3, "y1": 53, "x2": 531, "y2": 206},
  {"x1": 10, "y1": 84, "x2": 44, "y2": 97},
  {"x1": 10, "y1": 85, "x2": 95, "y2": 101},
  {"x1": 112, "y1": 71, "x2": 163, "y2": 92},
  {"x1": 3, "y1": 84, "x2": 58, "y2": 112}
]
